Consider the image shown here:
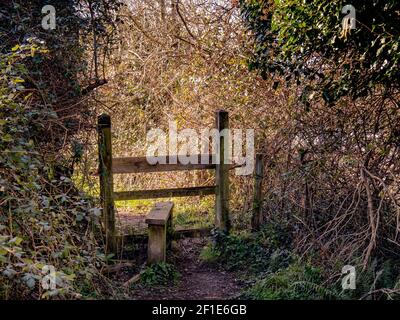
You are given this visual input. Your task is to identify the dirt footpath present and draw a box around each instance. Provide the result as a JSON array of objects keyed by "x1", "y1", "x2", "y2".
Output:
[{"x1": 131, "y1": 238, "x2": 244, "y2": 300}]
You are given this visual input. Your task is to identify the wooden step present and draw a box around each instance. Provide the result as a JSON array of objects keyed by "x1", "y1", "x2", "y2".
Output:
[{"x1": 145, "y1": 202, "x2": 174, "y2": 226}]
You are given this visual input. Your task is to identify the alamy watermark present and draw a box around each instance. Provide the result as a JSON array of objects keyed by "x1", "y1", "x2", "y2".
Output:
[
  {"x1": 41, "y1": 5, "x2": 56, "y2": 30},
  {"x1": 342, "y1": 5, "x2": 356, "y2": 31},
  {"x1": 341, "y1": 265, "x2": 356, "y2": 290},
  {"x1": 41, "y1": 265, "x2": 57, "y2": 290},
  {"x1": 146, "y1": 121, "x2": 255, "y2": 176}
]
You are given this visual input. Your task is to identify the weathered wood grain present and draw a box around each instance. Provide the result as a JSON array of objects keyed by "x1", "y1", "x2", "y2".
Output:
[
  {"x1": 114, "y1": 186, "x2": 216, "y2": 201},
  {"x1": 112, "y1": 154, "x2": 216, "y2": 174},
  {"x1": 98, "y1": 114, "x2": 116, "y2": 254},
  {"x1": 215, "y1": 110, "x2": 230, "y2": 233}
]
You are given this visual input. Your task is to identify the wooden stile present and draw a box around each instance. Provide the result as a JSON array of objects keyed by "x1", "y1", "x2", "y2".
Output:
[{"x1": 97, "y1": 111, "x2": 233, "y2": 257}]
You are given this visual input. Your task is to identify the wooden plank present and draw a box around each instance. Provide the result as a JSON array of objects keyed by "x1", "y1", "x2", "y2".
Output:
[
  {"x1": 148, "y1": 224, "x2": 167, "y2": 264},
  {"x1": 215, "y1": 110, "x2": 230, "y2": 233},
  {"x1": 91, "y1": 163, "x2": 239, "y2": 177},
  {"x1": 118, "y1": 227, "x2": 212, "y2": 245},
  {"x1": 97, "y1": 114, "x2": 116, "y2": 254},
  {"x1": 173, "y1": 227, "x2": 212, "y2": 239},
  {"x1": 145, "y1": 202, "x2": 174, "y2": 226},
  {"x1": 251, "y1": 154, "x2": 264, "y2": 231},
  {"x1": 114, "y1": 186, "x2": 216, "y2": 201},
  {"x1": 112, "y1": 154, "x2": 216, "y2": 174}
]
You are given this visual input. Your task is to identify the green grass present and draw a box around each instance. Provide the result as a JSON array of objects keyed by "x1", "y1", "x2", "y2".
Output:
[
  {"x1": 173, "y1": 197, "x2": 214, "y2": 229},
  {"x1": 115, "y1": 198, "x2": 154, "y2": 210},
  {"x1": 199, "y1": 243, "x2": 221, "y2": 264},
  {"x1": 115, "y1": 196, "x2": 215, "y2": 229}
]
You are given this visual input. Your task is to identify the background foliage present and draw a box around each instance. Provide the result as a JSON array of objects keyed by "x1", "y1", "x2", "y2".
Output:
[{"x1": 240, "y1": 0, "x2": 400, "y2": 102}]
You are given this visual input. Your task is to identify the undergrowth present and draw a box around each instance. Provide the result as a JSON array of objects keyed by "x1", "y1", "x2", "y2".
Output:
[
  {"x1": 241, "y1": 261, "x2": 337, "y2": 300},
  {"x1": 201, "y1": 219, "x2": 293, "y2": 274},
  {"x1": 200, "y1": 219, "x2": 400, "y2": 300},
  {"x1": 0, "y1": 42, "x2": 113, "y2": 299},
  {"x1": 140, "y1": 262, "x2": 180, "y2": 287}
]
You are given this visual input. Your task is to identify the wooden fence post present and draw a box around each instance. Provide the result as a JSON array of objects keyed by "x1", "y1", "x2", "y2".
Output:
[
  {"x1": 251, "y1": 153, "x2": 264, "y2": 231},
  {"x1": 98, "y1": 114, "x2": 116, "y2": 254},
  {"x1": 215, "y1": 110, "x2": 230, "y2": 233}
]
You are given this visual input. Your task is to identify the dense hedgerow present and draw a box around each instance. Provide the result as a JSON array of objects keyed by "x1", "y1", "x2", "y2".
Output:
[
  {"x1": 0, "y1": 43, "x2": 110, "y2": 299},
  {"x1": 0, "y1": 0, "x2": 122, "y2": 299}
]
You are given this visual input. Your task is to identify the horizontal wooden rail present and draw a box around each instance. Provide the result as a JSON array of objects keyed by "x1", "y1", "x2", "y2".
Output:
[
  {"x1": 114, "y1": 186, "x2": 216, "y2": 201},
  {"x1": 173, "y1": 226, "x2": 212, "y2": 239},
  {"x1": 117, "y1": 227, "x2": 212, "y2": 246},
  {"x1": 112, "y1": 154, "x2": 216, "y2": 174},
  {"x1": 92, "y1": 157, "x2": 242, "y2": 176}
]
